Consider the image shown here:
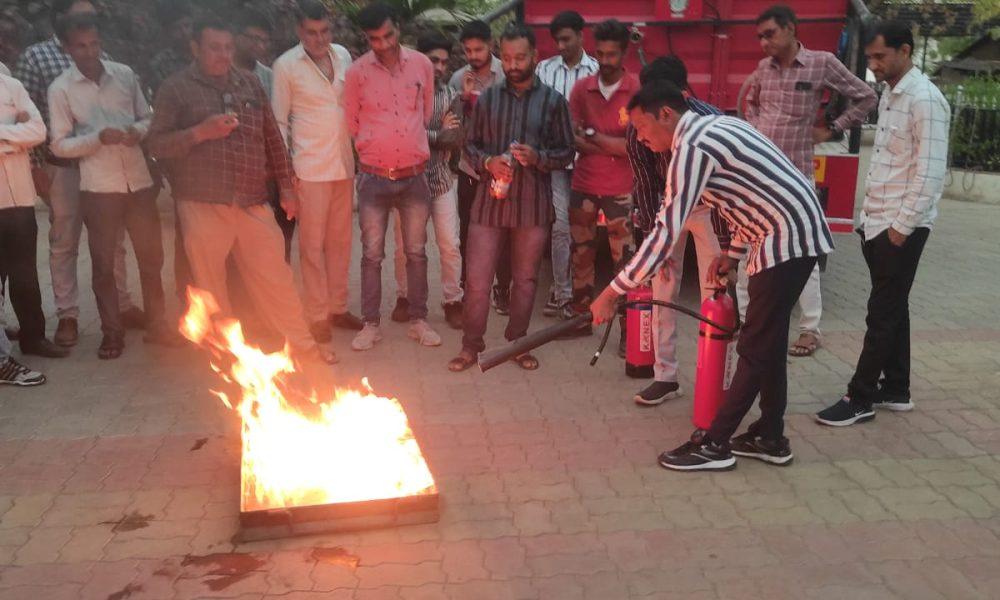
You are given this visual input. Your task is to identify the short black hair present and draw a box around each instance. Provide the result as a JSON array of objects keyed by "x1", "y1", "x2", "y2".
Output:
[
  {"x1": 236, "y1": 9, "x2": 271, "y2": 34},
  {"x1": 356, "y1": 1, "x2": 398, "y2": 32},
  {"x1": 549, "y1": 10, "x2": 585, "y2": 37},
  {"x1": 593, "y1": 18, "x2": 629, "y2": 51},
  {"x1": 51, "y1": 0, "x2": 94, "y2": 25},
  {"x1": 417, "y1": 31, "x2": 452, "y2": 55},
  {"x1": 756, "y1": 4, "x2": 798, "y2": 28},
  {"x1": 156, "y1": 0, "x2": 192, "y2": 28},
  {"x1": 55, "y1": 12, "x2": 99, "y2": 43},
  {"x1": 640, "y1": 55, "x2": 687, "y2": 88},
  {"x1": 295, "y1": 0, "x2": 328, "y2": 25},
  {"x1": 459, "y1": 19, "x2": 492, "y2": 43},
  {"x1": 866, "y1": 20, "x2": 915, "y2": 53},
  {"x1": 193, "y1": 15, "x2": 231, "y2": 42},
  {"x1": 627, "y1": 80, "x2": 689, "y2": 115},
  {"x1": 500, "y1": 22, "x2": 536, "y2": 49}
]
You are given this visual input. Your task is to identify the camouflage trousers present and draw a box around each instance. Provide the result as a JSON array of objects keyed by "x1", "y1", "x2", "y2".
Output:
[{"x1": 569, "y1": 191, "x2": 633, "y2": 303}]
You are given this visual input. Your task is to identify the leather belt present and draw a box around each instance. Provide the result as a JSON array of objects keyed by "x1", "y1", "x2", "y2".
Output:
[{"x1": 360, "y1": 162, "x2": 426, "y2": 181}]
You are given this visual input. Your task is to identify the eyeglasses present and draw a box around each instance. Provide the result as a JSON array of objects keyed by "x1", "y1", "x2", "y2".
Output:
[{"x1": 757, "y1": 27, "x2": 780, "y2": 41}]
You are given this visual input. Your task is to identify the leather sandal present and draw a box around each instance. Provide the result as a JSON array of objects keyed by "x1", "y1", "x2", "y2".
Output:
[
  {"x1": 511, "y1": 353, "x2": 539, "y2": 371},
  {"x1": 448, "y1": 351, "x2": 477, "y2": 372}
]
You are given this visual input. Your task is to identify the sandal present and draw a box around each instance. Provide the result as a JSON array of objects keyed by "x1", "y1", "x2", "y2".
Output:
[
  {"x1": 448, "y1": 351, "x2": 477, "y2": 372},
  {"x1": 788, "y1": 332, "x2": 820, "y2": 357},
  {"x1": 98, "y1": 335, "x2": 124, "y2": 360},
  {"x1": 511, "y1": 353, "x2": 539, "y2": 371}
]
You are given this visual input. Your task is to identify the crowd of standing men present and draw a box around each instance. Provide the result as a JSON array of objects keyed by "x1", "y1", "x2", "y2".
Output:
[{"x1": 0, "y1": 2, "x2": 951, "y2": 474}]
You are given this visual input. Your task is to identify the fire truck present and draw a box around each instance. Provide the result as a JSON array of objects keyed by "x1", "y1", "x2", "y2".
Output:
[{"x1": 494, "y1": 0, "x2": 876, "y2": 233}]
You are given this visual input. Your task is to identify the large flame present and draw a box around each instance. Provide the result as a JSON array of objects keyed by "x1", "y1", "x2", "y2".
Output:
[{"x1": 180, "y1": 288, "x2": 436, "y2": 512}]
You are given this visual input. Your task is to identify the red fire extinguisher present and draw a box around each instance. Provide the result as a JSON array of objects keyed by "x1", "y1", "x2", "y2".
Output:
[
  {"x1": 625, "y1": 286, "x2": 655, "y2": 378},
  {"x1": 693, "y1": 289, "x2": 737, "y2": 430}
]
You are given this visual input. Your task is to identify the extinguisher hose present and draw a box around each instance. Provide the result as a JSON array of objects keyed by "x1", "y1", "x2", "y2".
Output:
[{"x1": 589, "y1": 299, "x2": 739, "y2": 367}]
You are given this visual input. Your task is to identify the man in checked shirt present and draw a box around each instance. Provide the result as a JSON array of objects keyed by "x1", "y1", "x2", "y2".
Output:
[
  {"x1": 743, "y1": 4, "x2": 876, "y2": 358},
  {"x1": 148, "y1": 17, "x2": 336, "y2": 365}
]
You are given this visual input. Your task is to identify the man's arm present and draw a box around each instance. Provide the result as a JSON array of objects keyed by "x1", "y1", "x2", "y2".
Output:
[
  {"x1": 147, "y1": 81, "x2": 198, "y2": 158},
  {"x1": 535, "y1": 95, "x2": 575, "y2": 173},
  {"x1": 271, "y1": 60, "x2": 293, "y2": 144},
  {"x1": 421, "y1": 58, "x2": 435, "y2": 127},
  {"x1": 259, "y1": 82, "x2": 297, "y2": 201},
  {"x1": 0, "y1": 79, "x2": 46, "y2": 149},
  {"x1": 823, "y1": 54, "x2": 877, "y2": 132},
  {"x1": 47, "y1": 84, "x2": 101, "y2": 159},
  {"x1": 131, "y1": 72, "x2": 153, "y2": 138},
  {"x1": 343, "y1": 65, "x2": 361, "y2": 139},
  {"x1": 429, "y1": 93, "x2": 463, "y2": 150},
  {"x1": 892, "y1": 94, "x2": 949, "y2": 237},
  {"x1": 741, "y1": 69, "x2": 761, "y2": 124},
  {"x1": 611, "y1": 142, "x2": 715, "y2": 293},
  {"x1": 590, "y1": 131, "x2": 627, "y2": 157},
  {"x1": 626, "y1": 124, "x2": 666, "y2": 233},
  {"x1": 463, "y1": 92, "x2": 490, "y2": 175},
  {"x1": 13, "y1": 51, "x2": 48, "y2": 167}
]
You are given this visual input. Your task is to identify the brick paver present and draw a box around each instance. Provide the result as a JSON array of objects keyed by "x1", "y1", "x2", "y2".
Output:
[{"x1": 2, "y1": 158, "x2": 999, "y2": 598}]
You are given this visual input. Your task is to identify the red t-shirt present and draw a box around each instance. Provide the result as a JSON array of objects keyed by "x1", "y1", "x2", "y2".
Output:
[{"x1": 569, "y1": 72, "x2": 639, "y2": 197}]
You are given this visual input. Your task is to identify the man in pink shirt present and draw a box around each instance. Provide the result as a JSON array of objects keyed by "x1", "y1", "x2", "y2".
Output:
[{"x1": 343, "y1": 2, "x2": 440, "y2": 351}]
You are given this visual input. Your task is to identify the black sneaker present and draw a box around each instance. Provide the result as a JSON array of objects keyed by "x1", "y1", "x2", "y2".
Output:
[
  {"x1": 0, "y1": 357, "x2": 45, "y2": 386},
  {"x1": 634, "y1": 381, "x2": 682, "y2": 406},
  {"x1": 658, "y1": 435, "x2": 736, "y2": 472},
  {"x1": 815, "y1": 398, "x2": 875, "y2": 427},
  {"x1": 542, "y1": 293, "x2": 561, "y2": 317},
  {"x1": 492, "y1": 285, "x2": 510, "y2": 316},
  {"x1": 730, "y1": 432, "x2": 793, "y2": 466},
  {"x1": 391, "y1": 297, "x2": 410, "y2": 323},
  {"x1": 873, "y1": 389, "x2": 914, "y2": 412}
]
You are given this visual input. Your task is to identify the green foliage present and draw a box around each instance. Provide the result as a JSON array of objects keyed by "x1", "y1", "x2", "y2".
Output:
[{"x1": 943, "y1": 77, "x2": 1000, "y2": 171}]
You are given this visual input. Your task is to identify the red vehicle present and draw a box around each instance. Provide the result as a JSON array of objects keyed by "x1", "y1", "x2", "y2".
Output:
[{"x1": 519, "y1": 0, "x2": 873, "y2": 232}]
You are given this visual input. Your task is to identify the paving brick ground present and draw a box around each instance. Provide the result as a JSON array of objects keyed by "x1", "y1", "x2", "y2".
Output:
[{"x1": 2, "y1": 172, "x2": 1000, "y2": 598}]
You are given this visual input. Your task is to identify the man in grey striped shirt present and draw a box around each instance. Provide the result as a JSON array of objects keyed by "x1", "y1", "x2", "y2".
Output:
[{"x1": 591, "y1": 81, "x2": 833, "y2": 471}]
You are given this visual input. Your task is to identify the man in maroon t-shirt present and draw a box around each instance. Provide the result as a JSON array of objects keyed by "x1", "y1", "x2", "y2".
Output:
[{"x1": 567, "y1": 19, "x2": 637, "y2": 335}]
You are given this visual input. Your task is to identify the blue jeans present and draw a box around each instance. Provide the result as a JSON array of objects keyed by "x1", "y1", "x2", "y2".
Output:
[
  {"x1": 357, "y1": 172, "x2": 431, "y2": 324},
  {"x1": 549, "y1": 169, "x2": 572, "y2": 303},
  {"x1": 461, "y1": 223, "x2": 548, "y2": 354}
]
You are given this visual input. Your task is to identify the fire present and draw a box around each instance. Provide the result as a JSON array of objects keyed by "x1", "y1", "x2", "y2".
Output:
[{"x1": 180, "y1": 288, "x2": 436, "y2": 512}]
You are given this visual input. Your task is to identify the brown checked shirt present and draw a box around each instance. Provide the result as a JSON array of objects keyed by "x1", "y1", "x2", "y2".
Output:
[{"x1": 148, "y1": 64, "x2": 295, "y2": 207}]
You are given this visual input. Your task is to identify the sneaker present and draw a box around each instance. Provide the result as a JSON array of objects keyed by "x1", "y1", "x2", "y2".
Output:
[
  {"x1": 730, "y1": 432, "x2": 793, "y2": 466},
  {"x1": 391, "y1": 298, "x2": 410, "y2": 323},
  {"x1": 815, "y1": 398, "x2": 875, "y2": 427},
  {"x1": 54, "y1": 317, "x2": 78, "y2": 347},
  {"x1": 408, "y1": 319, "x2": 442, "y2": 347},
  {"x1": 329, "y1": 311, "x2": 364, "y2": 331},
  {"x1": 634, "y1": 381, "x2": 683, "y2": 406},
  {"x1": 542, "y1": 293, "x2": 561, "y2": 317},
  {"x1": 873, "y1": 387, "x2": 914, "y2": 412},
  {"x1": 0, "y1": 357, "x2": 45, "y2": 386},
  {"x1": 492, "y1": 285, "x2": 510, "y2": 316},
  {"x1": 443, "y1": 302, "x2": 463, "y2": 330},
  {"x1": 658, "y1": 435, "x2": 736, "y2": 472},
  {"x1": 310, "y1": 320, "x2": 333, "y2": 344},
  {"x1": 120, "y1": 306, "x2": 148, "y2": 330},
  {"x1": 351, "y1": 323, "x2": 383, "y2": 351}
]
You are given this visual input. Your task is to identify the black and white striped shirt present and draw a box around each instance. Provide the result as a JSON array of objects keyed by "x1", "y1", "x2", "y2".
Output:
[{"x1": 612, "y1": 111, "x2": 834, "y2": 294}]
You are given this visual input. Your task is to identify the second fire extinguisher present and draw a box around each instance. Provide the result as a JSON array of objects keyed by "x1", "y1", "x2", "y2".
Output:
[
  {"x1": 693, "y1": 289, "x2": 737, "y2": 430},
  {"x1": 625, "y1": 286, "x2": 655, "y2": 378}
]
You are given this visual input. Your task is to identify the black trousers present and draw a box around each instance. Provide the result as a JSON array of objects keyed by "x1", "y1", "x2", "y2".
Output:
[
  {"x1": 0, "y1": 207, "x2": 46, "y2": 344},
  {"x1": 848, "y1": 227, "x2": 929, "y2": 407},
  {"x1": 708, "y1": 256, "x2": 818, "y2": 443},
  {"x1": 457, "y1": 171, "x2": 510, "y2": 290},
  {"x1": 80, "y1": 188, "x2": 167, "y2": 338}
]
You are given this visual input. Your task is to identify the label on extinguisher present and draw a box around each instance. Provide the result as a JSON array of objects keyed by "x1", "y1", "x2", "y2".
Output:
[
  {"x1": 639, "y1": 310, "x2": 652, "y2": 352},
  {"x1": 723, "y1": 342, "x2": 737, "y2": 391}
]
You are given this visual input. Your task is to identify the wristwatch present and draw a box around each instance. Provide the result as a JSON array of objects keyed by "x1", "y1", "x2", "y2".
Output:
[{"x1": 584, "y1": 127, "x2": 596, "y2": 138}]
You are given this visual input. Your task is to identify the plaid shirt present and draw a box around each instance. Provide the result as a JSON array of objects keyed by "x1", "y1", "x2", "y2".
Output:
[
  {"x1": 13, "y1": 36, "x2": 110, "y2": 165},
  {"x1": 426, "y1": 82, "x2": 462, "y2": 197},
  {"x1": 147, "y1": 47, "x2": 190, "y2": 95},
  {"x1": 147, "y1": 64, "x2": 295, "y2": 207},
  {"x1": 744, "y1": 44, "x2": 876, "y2": 179}
]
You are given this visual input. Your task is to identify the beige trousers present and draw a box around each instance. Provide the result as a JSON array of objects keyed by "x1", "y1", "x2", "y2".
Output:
[
  {"x1": 296, "y1": 179, "x2": 354, "y2": 323},
  {"x1": 177, "y1": 201, "x2": 313, "y2": 351}
]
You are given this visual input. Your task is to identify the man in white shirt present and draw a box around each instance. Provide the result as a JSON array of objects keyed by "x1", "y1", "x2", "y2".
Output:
[
  {"x1": 48, "y1": 14, "x2": 181, "y2": 359},
  {"x1": 272, "y1": 0, "x2": 361, "y2": 343},
  {"x1": 535, "y1": 10, "x2": 599, "y2": 318},
  {"x1": 816, "y1": 21, "x2": 950, "y2": 427},
  {"x1": 0, "y1": 68, "x2": 68, "y2": 359}
]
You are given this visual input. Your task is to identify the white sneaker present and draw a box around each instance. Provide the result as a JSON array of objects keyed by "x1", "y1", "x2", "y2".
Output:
[
  {"x1": 351, "y1": 323, "x2": 382, "y2": 351},
  {"x1": 408, "y1": 319, "x2": 442, "y2": 347},
  {"x1": 0, "y1": 357, "x2": 45, "y2": 386}
]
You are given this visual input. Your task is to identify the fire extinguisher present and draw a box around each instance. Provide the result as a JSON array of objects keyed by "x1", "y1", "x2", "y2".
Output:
[
  {"x1": 625, "y1": 286, "x2": 655, "y2": 378},
  {"x1": 693, "y1": 289, "x2": 738, "y2": 430}
]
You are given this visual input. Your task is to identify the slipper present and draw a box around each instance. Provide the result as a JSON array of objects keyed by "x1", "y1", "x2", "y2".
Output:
[
  {"x1": 448, "y1": 351, "x2": 477, "y2": 372},
  {"x1": 98, "y1": 336, "x2": 124, "y2": 360},
  {"x1": 789, "y1": 332, "x2": 820, "y2": 357},
  {"x1": 511, "y1": 353, "x2": 539, "y2": 371}
]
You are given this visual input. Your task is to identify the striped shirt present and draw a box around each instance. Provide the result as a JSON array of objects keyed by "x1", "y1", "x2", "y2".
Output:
[
  {"x1": 426, "y1": 82, "x2": 463, "y2": 197},
  {"x1": 535, "y1": 52, "x2": 599, "y2": 100},
  {"x1": 464, "y1": 77, "x2": 574, "y2": 228},
  {"x1": 612, "y1": 111, "x2": 834, "y2": 294},
  {"x1": 860, "y1": 67, "x2": 949, "y2": 240}
]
